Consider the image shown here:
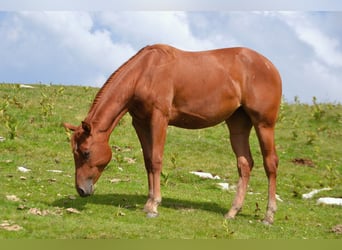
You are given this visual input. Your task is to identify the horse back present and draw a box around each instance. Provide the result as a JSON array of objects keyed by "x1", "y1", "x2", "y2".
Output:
[{"x1": 133, "y1": 45, "x2": 282, "y2": 127}]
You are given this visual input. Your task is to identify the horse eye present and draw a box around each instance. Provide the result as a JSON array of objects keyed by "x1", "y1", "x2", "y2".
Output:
[{"x1": 83, "y1": 151, "x2": 90, "y2": 159}]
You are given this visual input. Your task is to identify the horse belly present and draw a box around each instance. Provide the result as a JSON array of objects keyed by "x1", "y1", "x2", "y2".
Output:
[
  {"x1": 169, "y1": 80, "x2": 241, "y2": 129},
  {"x1": 168, "y1": 113, "x2": 225, "y2": 129},
  {"x1": 169, "y1": 100, "x2": 239, "y2": 129}
]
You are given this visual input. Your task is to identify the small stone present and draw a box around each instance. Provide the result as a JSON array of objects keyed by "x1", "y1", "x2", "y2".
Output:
[
  {"x1": 17, "y1": 166, "x2": 31, "y2": 173},
  {"x1": 66, "y1": 208, "x2": 81, "y2": 214},
  {"x1": 17, "y1": 204, "x2": 27, "y2": 210},
  {"x1": 6, "y1": 195, "x2": 20, "y2": 202},
  {"x1": 68, "y1": 195, "x2": 76, "y2": 200},
  {"x1": 110, "y1": 178, "x2": 121, "y2": 183}
]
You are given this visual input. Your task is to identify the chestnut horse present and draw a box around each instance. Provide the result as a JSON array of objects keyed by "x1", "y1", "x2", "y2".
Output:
[{"x1": 64, "y1": 44, "x2": 282, "y2": 224}]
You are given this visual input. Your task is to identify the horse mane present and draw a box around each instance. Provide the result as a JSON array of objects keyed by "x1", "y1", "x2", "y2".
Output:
[{"x1": 87, "y1": 45, "x2": 151, "y2": 114}]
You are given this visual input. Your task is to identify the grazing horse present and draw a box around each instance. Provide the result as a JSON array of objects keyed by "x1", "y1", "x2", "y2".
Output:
[{"x1": 63, "y1": 44, "x2": 282, "y2": 224}]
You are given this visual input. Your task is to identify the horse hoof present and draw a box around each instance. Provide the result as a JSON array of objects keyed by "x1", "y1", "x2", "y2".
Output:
[
  {"x1": 224, "y1": 213, "x2": 235, "y2": 220},
  {"x1": 224, "y1": 216, "x2": 235, "y2": 220},
  {"x1": 262, "y1": 219, "x2": 273, "y2": 226},
  {"x1": 146, "y1": 212, "x2": 159, "y2": 218}
]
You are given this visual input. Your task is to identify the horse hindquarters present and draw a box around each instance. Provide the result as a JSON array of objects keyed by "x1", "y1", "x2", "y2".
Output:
[{"x1": 241, "y1": 49, "x2": 281, "y2": 224}]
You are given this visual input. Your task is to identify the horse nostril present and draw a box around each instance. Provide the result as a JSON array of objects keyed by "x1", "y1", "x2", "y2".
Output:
[{"x1": 76, "y1": 186, "x2": 88, "y2": 197}]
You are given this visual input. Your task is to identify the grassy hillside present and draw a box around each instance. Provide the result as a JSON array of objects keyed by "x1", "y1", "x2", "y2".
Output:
[{"x1": 0, "y1": 83, "x2": 341, "y2": 239}]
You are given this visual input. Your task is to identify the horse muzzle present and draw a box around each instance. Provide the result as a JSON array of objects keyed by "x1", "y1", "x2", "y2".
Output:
[{"x1": 76, "y1": 180, "x2": 94, "y2": 197}]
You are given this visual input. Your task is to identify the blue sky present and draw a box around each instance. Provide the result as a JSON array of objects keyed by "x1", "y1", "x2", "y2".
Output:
[{"x1": 0, "y1": 10, "x2": 342, "y2": 103}]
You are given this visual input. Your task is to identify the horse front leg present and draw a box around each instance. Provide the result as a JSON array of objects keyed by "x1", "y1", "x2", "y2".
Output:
[
  {"x1": 144, "y1": 169, "x2": 160, "y2": 217},
  {"x1": 132, "y1": 111, "x2": 168, "y2": 218},
  {"x1": 141, "y1": 148, "x2": 163, "y2": 218}
]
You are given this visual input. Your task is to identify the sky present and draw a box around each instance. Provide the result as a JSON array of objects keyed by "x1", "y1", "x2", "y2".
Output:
[{"x1": 0, "y1": 9, "x2": 342, "y2": 103}]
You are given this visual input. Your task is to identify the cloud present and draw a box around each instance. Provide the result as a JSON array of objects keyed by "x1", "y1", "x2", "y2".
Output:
[
  {"x1": 0, "y1": 11, "x2": 136, "y2": 86},
  {"x1": 96, "y1": 11, "x2": 215, "y2": 50},
  {"x1": 2, "y1": 0, "x2": 341, "y2": 11},
  {"x1": 272, "y1": 12, "x2": 342, "y2": 102},
  {"x1": 0, "y1": 11, "x2": 341, "y2": 103},
  {"x1": 279, "y1": 12, "x2": 342, "y2": 68}
]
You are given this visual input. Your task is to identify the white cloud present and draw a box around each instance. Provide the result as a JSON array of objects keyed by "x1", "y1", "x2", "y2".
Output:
[
  {"x1": 97, "y1": 11, "x2": 215, "y2": 51},
  {"x1": 278, "y1": 12, "x2": 342, "y2": 68},
  {"x1": 0, "y1": 11, "x2": 136, "y2": 85},
  {"x1": 0, "y1": 11, "x2": 341, "y2": 103},
  {"x1": 2, "y1": 0, "x2": 341, "y2": 11}
]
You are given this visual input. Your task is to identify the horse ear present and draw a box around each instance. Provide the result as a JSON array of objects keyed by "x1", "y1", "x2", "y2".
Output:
[
  {"x1": 81, "y1": 121, "x2": 92, "y2": 135},
  {"x1": 63, "y1": 122, "x2": 78, "y2": 132}
]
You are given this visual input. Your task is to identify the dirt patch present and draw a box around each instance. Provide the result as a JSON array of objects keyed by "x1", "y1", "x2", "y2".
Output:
[
  {"x1": 0, "y1": 221, "x2": 22, "y2": 231},
  {"x1": 331, "y1": 224, "x2": 342, "y2": 234},
  {"x1": 27, "y1": 207, "x2": 64, "y2": 216},
  {"x1": 28, "y1": 208, "x2": 52, "y2": 216},
  {"x1": 291, "y1": 158, "x2": 315, "y2": 167}
]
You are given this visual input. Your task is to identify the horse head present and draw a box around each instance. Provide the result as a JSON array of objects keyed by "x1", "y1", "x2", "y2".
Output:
[{"x1": 63, "y1": 121, "x2": 112, "y2": 197}]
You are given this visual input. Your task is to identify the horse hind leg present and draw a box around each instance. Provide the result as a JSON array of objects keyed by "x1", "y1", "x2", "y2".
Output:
[
  {"x1": 225, "y1": 108, "x2": 254, "y2": 220},
  {"x1": 254, "y1": 122, "x2": 279, "y2": 225}
]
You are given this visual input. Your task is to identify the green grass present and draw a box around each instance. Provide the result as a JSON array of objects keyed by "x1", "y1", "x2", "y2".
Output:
[{"x1": 0, "y1": 83, "x2": 341, "y2": 239}]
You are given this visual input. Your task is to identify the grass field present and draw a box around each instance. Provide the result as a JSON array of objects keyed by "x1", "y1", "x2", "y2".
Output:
[{"x1": 0, "y1": 83, "x2": 341, "y2": 239}]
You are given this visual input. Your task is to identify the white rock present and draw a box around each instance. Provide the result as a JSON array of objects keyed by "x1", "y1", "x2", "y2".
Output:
[
  {"x1": 302, "y1": 188, "x2": 332, "y2": 199},
  {"x1": 190, "y1": 171, "x2": 220, "y2": 180},
  {"x1": 217, "y1": 183, "x2": 230, "y2": 190},
  {"x1": 317, "y1": 197, "x2": 342, "y2": 206},
  {"x1": 47, "y1": 169, "x2": 63, "y2": 173},
  {"x1": 66, "y1": 207, "x2": 81, "y2": 214},
  {"x1": 19, "y1": 84, "x2": 34, "y2": 89},
  {"x1": 110, "y1": 178, "x2": 121, "y2": 183},
  {"x1": 276, "y1": 194, "x2": 284, "y2": 202},
  {"x1": 17, "y1": 166, "x2": 31, "y2": 173}
]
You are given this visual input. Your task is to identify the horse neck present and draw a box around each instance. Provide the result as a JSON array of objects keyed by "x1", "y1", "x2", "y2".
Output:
[
  {"x1": 83, "y1": 45, "x2": 157, "y2": 138},
  {"x1": 84, "y1": 69, "x2": 137, "y2": 137}
]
